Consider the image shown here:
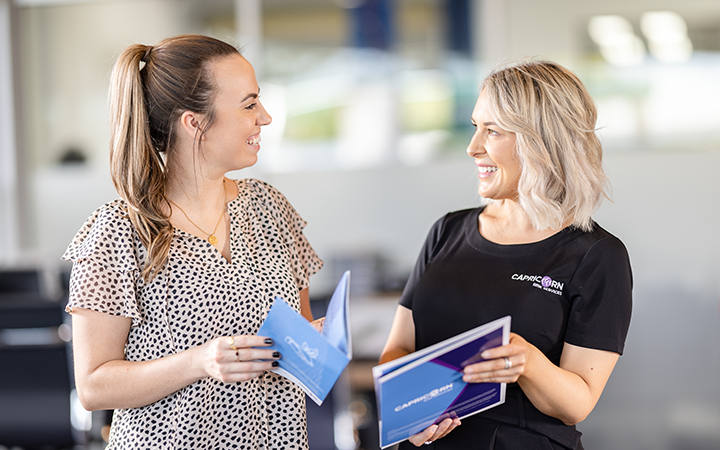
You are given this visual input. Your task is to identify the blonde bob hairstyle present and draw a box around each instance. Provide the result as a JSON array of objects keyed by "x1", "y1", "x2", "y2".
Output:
[{"x1": 481, "y1": 60, "x2": 608, "y2": 232}]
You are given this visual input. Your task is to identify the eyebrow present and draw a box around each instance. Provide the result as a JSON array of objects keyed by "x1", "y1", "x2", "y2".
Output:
[
  {"x1": 242, "y1": 92, "x2": 259, "y2": 102},
  {"x1": 470, "y1": 119, "x2": 499, "y2": 127}
]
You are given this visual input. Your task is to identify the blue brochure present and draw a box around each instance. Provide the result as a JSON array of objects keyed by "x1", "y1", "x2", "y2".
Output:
[
  {"x1": 257, "y1": 271, "x2": 352, "y2": 405},
  {"x1": 373, "y1": 316, "x2": 511, "y2": 448}
]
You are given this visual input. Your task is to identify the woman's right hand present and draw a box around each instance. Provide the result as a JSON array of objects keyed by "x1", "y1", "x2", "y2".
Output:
[
  {"x1": 310, "y1": 316, "x2": 325, "y2": 332},
  {"x1": 407, "y1": 418, "x2": 461, "y2": 447},
  {"x1": 194, "y1": 335, "x2": 281, "y2": 383}
]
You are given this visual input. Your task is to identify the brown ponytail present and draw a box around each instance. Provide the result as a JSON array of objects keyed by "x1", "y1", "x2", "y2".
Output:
[{"x1": 108, "y1": 35, "x2": 239, "y2": 281}]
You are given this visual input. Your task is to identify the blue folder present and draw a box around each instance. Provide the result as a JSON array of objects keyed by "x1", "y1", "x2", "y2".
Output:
[
  {"x1": 257, "y1": 271, "x2": 352, "y2": 405},
  {"x1": 373, "y1": 316, "x2": 511, "y2": 448}
]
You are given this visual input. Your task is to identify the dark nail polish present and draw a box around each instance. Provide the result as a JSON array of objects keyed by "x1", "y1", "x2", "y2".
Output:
[
  {"x1": 272, "y1": 352, "x2": 281, "y2": 358},
  {"x1": 264, "y1": 338, "x2": 273, "y2": 345},
  {"x1": 272, "y1": 361, "x2": 279, "y2": 367}
]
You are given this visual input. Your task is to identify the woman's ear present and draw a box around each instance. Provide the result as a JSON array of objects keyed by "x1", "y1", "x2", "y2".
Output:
[{"x1": 178, "y1": 111, "x2": 204, "y2": 141}]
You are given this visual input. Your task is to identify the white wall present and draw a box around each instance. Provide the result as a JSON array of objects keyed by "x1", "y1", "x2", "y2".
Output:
[
  {"x1": 0, "y1": 0, "x2": 22, "y2": 261},
  {"x1": 16, "y1": 0, "x2": 201, "y2": 265},
  {"x1": 586, "y1": 150, "x2": 720, "y2": 448},
  {"x1": 20, "y1": 1, "x2": 198, "y2": 170}
]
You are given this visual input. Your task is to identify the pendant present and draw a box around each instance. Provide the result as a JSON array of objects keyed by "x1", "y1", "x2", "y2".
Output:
[{"x1": 208, "y1": 235, "x2": 218, "y2": 245}]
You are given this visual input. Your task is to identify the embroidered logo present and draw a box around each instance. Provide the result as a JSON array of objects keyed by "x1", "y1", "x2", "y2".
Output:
[{"x1": 511, "y1": 274, "x2": 564, "y2": 296}]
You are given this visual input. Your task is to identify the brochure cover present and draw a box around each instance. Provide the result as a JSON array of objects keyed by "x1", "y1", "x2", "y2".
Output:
[
  {"x1": 373, "y1": 316, "x2": 511, "y2": 448},
  {"x1": 257, "y1": 271, "x2": 352, "y2": 405}
]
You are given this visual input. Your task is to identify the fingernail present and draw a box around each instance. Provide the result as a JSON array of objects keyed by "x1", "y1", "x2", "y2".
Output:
[
  {"x1": 481, "y1": 351, "x2": 490, "y2": 358},
  {"x1": 264, "y1": 338, "x2": 273, "y2": 345},
  {"x1": 272, "y1": 361, "x2": 279, "y2": 367},
  {"x1": 272, "y1": 352, "x2": 281, "y2": 358}
]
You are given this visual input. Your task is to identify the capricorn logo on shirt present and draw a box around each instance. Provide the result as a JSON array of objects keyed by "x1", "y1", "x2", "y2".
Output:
[{"x1": 511, "y1": 274, "x2": 564, "y2": 296}]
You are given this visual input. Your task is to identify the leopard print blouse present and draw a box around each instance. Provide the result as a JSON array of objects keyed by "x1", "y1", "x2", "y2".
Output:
[{"x1": 63, "y1": 179, "x2": 323, "y2": 450}]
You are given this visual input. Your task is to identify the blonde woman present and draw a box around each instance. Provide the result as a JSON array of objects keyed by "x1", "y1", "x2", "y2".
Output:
[
  {"x1": 63, "y1": 35, "x2": 322, "y2": 449},
  {"x1": 380, "y1": 61, "x2": 632, "y2": 449}
]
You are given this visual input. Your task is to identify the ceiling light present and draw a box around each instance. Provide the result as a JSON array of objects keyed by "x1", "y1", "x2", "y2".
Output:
[
  {"x1": 641, "y1": 11, "x2": 693, "y2": 64},
  {"x1": 589, "y1": 15, "x2": 646, "y2": 66}
]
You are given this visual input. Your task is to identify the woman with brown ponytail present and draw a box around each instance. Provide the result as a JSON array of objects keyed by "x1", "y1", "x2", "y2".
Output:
[{"x1": 62, "y1": 35, "x2": 323, "y2": 449}]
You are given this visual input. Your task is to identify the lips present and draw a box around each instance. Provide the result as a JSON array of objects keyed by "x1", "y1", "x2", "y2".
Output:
[{"x1": 477, "y1": 165, "x2": 498, "y2": 178}]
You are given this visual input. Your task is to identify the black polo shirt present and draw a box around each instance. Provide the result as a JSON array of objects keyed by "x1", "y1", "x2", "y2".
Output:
[{"x1": 398, "y1": 207, "x2": 632, "y2": 449}]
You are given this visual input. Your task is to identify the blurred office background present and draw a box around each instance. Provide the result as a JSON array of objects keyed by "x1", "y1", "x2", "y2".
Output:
[{"x1": 1, "y1": 0, "x2": 719, "y2": 449}]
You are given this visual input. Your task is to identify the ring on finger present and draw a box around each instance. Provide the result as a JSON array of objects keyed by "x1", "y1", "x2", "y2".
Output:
[
  {"x1": 229, "y1": 335, "x2": 238, "y2": 351},
  {"x1": 424, "y1": 441, "x2": 433, "y2": 445},
  {"x1": 235, "y1": 350, "x2": 241, "y2": 363},
  {"x1": 503, "y1": 356, "x2": 512, "y2": 370}
]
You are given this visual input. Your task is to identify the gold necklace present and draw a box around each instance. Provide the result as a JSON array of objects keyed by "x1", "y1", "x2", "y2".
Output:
[{"x1": 168, "y1": 179, "x2": 227, "y2": 245}]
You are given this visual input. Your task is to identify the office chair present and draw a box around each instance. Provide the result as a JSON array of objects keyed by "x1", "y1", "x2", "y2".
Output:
[
  {"x1": 0, "y1": 269, "x2": 42, "y2": 294},
  {"x1": 0, "y1": 291, "x2": 84, "y2": 449}
]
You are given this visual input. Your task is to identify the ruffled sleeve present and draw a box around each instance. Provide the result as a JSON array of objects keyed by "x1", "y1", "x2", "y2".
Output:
[
  {"x1": 244, "y1": 179, "x2": 323, "y2": 290},
  {"x1": 62, "y1": 199, "x2": 143, "y2": 325}
]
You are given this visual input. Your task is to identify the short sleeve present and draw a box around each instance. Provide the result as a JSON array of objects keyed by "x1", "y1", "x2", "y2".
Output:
[
  {"x1": 399, "y1": 215, "x2": 447, "y2": 310},
  {"x1": 564, "y1": 236, "x2": 633, "y2": 354},
  {"x1": 245, "y1": 179, "x2": 323, "y2": 290},
  {"x1": 61, "y1": 200, "x2": 143, "y2": 325}
]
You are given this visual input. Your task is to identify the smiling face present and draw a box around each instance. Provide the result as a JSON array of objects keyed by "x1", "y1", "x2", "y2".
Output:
[
  {"x1": 199, "y1": 54, "x2": 272, "y2": 174},
  {"x1": 467, "y1": 88, "x2": 521, "y2": 201}
]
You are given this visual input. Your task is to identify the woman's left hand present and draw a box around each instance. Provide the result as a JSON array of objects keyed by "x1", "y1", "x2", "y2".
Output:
[
  {"x1": 406, "y1": 418, "x2": 461, "y2": 447},
  {"x1": 462, "y1": 333, "x2": 531, "y2": 384}
]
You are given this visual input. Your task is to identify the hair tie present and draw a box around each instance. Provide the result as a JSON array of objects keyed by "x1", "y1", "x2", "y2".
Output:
[{"x1": 141, "y1": 45, "x2": 153, "y2": 63}]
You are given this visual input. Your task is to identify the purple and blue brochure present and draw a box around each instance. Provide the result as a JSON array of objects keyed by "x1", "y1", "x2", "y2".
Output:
[
  {"x1": 257, "y1": 271, "x2": 351, "y2": 406},
  {"x1": 373, "y1": 315, "x2": 511, "y2": 448}
]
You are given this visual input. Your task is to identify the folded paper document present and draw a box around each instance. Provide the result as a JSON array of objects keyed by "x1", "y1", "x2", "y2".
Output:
[
  {"x1": 257, "y1": 271, "x2": 352, "y2": 405},
  {"x1": 373, "y1": 316, "x2": 511, "y2": 448}
]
